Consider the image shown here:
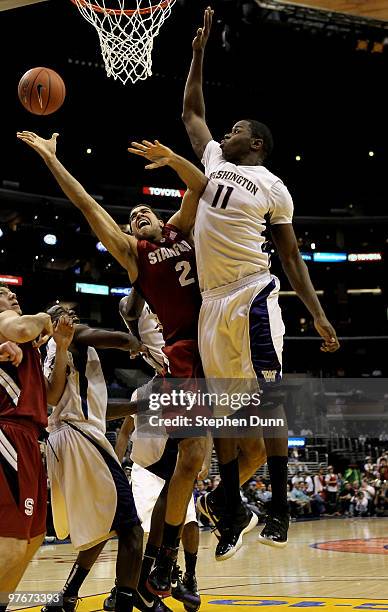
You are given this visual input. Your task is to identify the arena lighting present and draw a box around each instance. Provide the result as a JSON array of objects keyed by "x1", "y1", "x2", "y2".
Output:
[
  {"x1": 288, "y1": 438, "x2": 305, "y2": 447},
  {"x1": 313, "y1": 252, "x2": 347, "y2": 263},
  {"x1": 96, "y1": 241, "x2": 108, "y2": 253},
  {"x1": 110, "y1": 287, "x2": 131, "y2": 296},
  {"x1": 0, "y1": 274, "x2": 23, "y2": 286},
  {"x1": 348, "y1": 253, "x2": 382, "y2": 262},
  {"x1": 0, "y1": 229, "x2": 3, "y2": 238},
  {"x1": 280, "y1": 290, "x2": 324, "y2": 296},
  {"x1": 142, "y1": 186, "x2": 186, "y2": 198},
  {"x1": 75, "y1": 282, "x2": 109, "y2": 296},
  {"x1": 347, "y1": 288, "x2": 382, "y2": 295},
  {"x1": 43, "y1": 233, "x2": 57, "y2": 246}
]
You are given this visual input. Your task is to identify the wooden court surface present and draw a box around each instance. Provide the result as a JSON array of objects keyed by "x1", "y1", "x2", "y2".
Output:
[{"x1": 13, "y1": 518, "x2": 388, "y2": 611}]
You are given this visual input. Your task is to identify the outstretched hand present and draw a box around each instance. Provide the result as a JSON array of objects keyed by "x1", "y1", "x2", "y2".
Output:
[
  {"x1": 17, "y1": 131, "x2": 59, "y2": 160},
  {"x1": 193, "y1": 6, "x2": 214, "y2": 51},
  {"x1": 314, "y1": 316, "x2": 340, "y2": 353},
  {"x1": 128, "y1": 140, "x2": 174, "y2": 169},
  {"x1": 53, "y1": 315, "x2": 75, "y2": 351}
]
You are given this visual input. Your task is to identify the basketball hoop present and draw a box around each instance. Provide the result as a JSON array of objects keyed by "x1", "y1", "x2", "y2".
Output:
[{"x1": 70, "y1": 0, "x2": 176, "y2": 85}]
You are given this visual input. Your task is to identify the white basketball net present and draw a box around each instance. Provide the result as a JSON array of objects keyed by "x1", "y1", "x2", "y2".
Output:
[{"x1": 71, "y1": 0, "x2": 176, "y2": 85}]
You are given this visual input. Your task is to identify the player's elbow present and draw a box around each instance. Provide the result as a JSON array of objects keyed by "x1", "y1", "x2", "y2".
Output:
[
  {"x1": 280, "y1": 248, "x2": 303, "y2": 269},
  {"x1": 182, "y1": 108, "x2": 199, "y2": 126}
]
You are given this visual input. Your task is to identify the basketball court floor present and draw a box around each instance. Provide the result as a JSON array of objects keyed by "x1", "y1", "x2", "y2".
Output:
[{"x1": 13, "y1": 518, "x2": 388, "y2": 612}]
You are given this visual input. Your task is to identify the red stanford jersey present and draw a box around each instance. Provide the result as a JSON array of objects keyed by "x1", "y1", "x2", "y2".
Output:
[
  {"x1": 135, "y1": 224, "x2": 202, "y2": 344},
  {"x1": 0, "y1": 342, "x2": 47, "y2": 430}
]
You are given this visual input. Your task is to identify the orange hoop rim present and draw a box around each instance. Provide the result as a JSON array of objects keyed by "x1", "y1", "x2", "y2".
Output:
[{"x1": 70, "y1": 0, "x2": 173, "y2": 15}]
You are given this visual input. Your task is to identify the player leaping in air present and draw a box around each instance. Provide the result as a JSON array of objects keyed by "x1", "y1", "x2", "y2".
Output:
[
  {"x1": 17, "y1": 130, "x2": 208, "y2": 599},
  {"x1": 180, "y1": 6, "x2": 340, "y2": 553}
]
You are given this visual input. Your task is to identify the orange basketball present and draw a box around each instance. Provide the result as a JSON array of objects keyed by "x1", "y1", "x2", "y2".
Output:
[{"x1": 18, "y1": 67, "x2": 66, "y2": 116}]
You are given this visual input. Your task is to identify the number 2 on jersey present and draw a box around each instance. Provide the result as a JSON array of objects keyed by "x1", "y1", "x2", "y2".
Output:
[
  {"x1": 211, "y1": 184, "x2": 234, "y2": 209},
  {"x1": 175, "y1": 261, "x2": 195, "y2": 287}
]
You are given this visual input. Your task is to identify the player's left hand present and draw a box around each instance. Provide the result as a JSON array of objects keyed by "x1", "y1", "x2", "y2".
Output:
[
  {"x1": 53, "y1": 315, "x2": 75, "y2": 350},
  {"x1": 128, "y1": 140, "x2": 174, "y2": 169},
  {"x1": 314, "y1": 316, "x2": 340, "y2": 352}
]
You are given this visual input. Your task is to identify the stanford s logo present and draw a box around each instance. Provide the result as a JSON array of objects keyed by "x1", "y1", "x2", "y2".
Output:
[
  {"x1": 24, "y1": 498, "x2": 34, "y2": 516},
  {"x1": 261, "y1": 370, "x2": 277, "y2": 383}
]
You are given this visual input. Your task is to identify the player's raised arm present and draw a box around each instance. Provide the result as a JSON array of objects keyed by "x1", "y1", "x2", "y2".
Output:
[
  {"x1": 17, "y1": 131, "x2": 139, "y2": 282},
  {"x1": 45, "y1": 315, "x2": 74, "y2": 406},
  {"x1": 128, "y1": 140, "x2": 208, "y2": 193},
  {"x1": 271, "y1": 223, "x2": 340, "y2": 353},
  {"x1": 182, "y1": 6, "x2": 214, "y2": 159},
  {"x1": 128, "y1": 139, "x2": 208, "y2": 234}
]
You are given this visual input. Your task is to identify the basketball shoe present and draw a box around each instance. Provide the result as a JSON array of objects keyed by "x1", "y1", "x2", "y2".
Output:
[
  {"x1": 103, "y1": 585, "x2": 116, "y2": 611},
  {"x1": 146, "y1": 545, "x2": 178, "y2": 598},
  {"x1": 258, "y1": 509, "x2": 289, "y2": 547},
  {"x1": 133, "y1": 590, "x2": 173, "y2": 612},
  {"x1": 196, "y1": 492, "x2": 223, "y2": 537},
  {"x1": 171, "y1": 564, "x2": 201, "y2": 611},
  {"x1": 215, "y1": 504, "x2": 258, "y2": 561},
  {"x1": 103, "y1": 584, "x2": 172, "y2": 612},
  {"x1": 41, "y1": 595, "x2": 78, "y2": 612}
]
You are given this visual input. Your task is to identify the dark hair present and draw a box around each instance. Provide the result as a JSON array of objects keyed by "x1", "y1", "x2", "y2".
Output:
[
  {"x1": 46, "y1": 304, "x2": 68, "y2": 323},
  {"x1": 245, "y1": 119, "x2": 274, "y2": 160},
  {"x1": 46, "y1": 304, "x2": 79, "y2": 323},
  {"x1": 0, "y1": 282, "x2": 9, "y2": 289}
]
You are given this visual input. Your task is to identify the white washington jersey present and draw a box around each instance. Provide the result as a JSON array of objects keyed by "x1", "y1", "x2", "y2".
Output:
[
  {"x1": 44, "y1": 338, "x2": 112, "y2": 451},
  {"x1": 121, "y1": 302, "x2": 165, "y2": 373},
  {"x1": 195, "y1": 140, "x2": 294, "y2": 292}
]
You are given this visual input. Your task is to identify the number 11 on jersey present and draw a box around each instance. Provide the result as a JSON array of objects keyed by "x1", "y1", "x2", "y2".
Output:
[{"x1": 211, "y1": 185, "x2": 234, "y2": 209}]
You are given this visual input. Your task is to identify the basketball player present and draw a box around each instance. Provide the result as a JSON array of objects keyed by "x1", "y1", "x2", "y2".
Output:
[
  {"x1": 0, "y1": 285, "x2": 73, "y2": 605},
  {"x1": 42, "y1": 304, "x2": 144, "y2": 612},
  {"x1": 112, "y1": 290, "x2": 201, "y2": 612},
  {"x1": 17, "y1": 130, "x2": 208, "y2": 597},
  {"x1": 114, "y1": 142, "x2": 268, "y2": 563},
  {"x1": 181, "y1": 6, "x2": 340, "y2": 551}
]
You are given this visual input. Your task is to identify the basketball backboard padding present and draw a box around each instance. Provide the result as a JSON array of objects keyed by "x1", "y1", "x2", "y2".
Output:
[{"x1": 0, "y1": 0, "x2": 49, "y2": 11}]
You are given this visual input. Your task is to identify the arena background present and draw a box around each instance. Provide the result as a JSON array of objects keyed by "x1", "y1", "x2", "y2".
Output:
[
  {"x1": 1, "y1": 2, "x2": 388, "y2": 610},
  {"x1": 1, "y1": 0, "x2": 388, "y2": 445}
]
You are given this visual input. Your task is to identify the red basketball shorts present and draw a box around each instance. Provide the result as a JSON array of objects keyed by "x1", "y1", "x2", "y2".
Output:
[
  {"x1": 0, "y1": 421, "x2": 47, "y2": 540},
  {"x1": 163, "y1": 338, "x2": 203, "y2": 380},
  {"x1": 161, "y1": 339, "x2": 210, "y2": 432}
]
